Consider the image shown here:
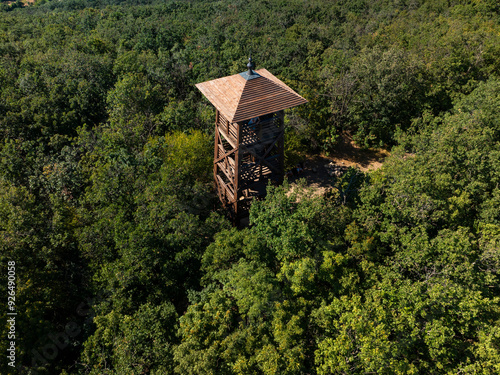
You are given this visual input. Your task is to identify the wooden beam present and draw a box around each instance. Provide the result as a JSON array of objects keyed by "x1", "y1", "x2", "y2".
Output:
[
  {"x1": 216, "y1": 161, "x2": 236, "y2": 186},
  {"x1": 277, "y1": 111, "x2": 285, "y2": 184},
  {"x1": 214, "y1": 146, "x2": 238, "y2": 164},
  {"x1": 216, "y1": 175, "x2": 235, "y2": 203},
  {"x1": 218, "y1": 127, "x2": 237, "y2": 149},
  {"x1": 234, "y1": 121, "x2": 241, "y2": 216},
  {"x1": 240, "y1": 128, "x2": 284, "y2": 175},
  {"x1": 213, "y1": 118, "x2": 219, "y2": 192},
  {"x1": 240, "y1": 146, "x2": 281, "y2": 175}
]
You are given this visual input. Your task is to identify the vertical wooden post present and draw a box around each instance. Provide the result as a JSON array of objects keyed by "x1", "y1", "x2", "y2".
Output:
[
  {"x1": 278, "y1": 110, "x2": 285, "y2": 184},
  {"x1": 214, "y1": 110, "x2": 220, "y2": 192},
  {"x1": 234, "y1": 121, "x2": 241, "y2": 217}
]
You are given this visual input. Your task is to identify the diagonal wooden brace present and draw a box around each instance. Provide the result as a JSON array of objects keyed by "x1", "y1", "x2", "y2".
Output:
[
  {"x1": 214, "y1": 146, "x2": 238, "y2": 164},
  {"x1": 240, "y1": 128, "x2": 284, "y2": 174}
]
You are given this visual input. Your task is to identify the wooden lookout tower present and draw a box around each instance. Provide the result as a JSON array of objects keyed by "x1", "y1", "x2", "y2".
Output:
[{"x1": 196, "y1": 58, "x2": 307, "y2": 221}]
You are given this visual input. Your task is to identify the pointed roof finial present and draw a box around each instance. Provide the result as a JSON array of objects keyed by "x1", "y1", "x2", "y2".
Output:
[
  {"x1": 247, "y1": 55, "x2": 254, "y2": 75},
  {"x1": 239, "y1": 54, "x2": 260, "y2": 80}
]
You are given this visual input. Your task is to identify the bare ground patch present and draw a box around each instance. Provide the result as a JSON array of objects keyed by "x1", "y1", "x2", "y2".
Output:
[{"x1": 287, "y1": 133, "x2": 389, "y2": 196}]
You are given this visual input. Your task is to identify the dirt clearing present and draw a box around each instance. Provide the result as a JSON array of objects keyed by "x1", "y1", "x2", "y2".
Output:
[{"x1": 287, "y1": 134, "x2": 390, "y2": 195}]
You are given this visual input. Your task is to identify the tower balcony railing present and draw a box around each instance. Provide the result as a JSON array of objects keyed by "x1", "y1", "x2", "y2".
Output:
[{"x1": 216, "y1": 114, "x2": 283, "y2": 148}]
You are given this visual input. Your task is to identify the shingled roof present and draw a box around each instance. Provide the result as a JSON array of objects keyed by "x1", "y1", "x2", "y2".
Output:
[{"x1": 195, "y1": 68, "x2": 308, "y2": 123}]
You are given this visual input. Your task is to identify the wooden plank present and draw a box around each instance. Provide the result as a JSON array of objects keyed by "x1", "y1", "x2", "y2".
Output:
[
  {"x1": 216, "y1": 173, "x2": 239, "y2": 206},
  {"x1": 218, "y1": 126, "x2": 237, "y2": 149},
  {"x1": 229, "y1": 123, "x2": 238, "y2": 139},
  {"x1": 217, "y1": 174, "x2": 235, "y2": 202},
  {"x1": 217, "y1": 161, "x2": 235, "y2": 185}
]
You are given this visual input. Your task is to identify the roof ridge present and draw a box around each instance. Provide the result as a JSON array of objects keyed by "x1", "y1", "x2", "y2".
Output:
[{"x1": 230, "y1": 76, "x2": 250, "y2": 122}]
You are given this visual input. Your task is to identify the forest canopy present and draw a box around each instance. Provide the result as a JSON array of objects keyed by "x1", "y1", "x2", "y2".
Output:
[{"x1": 0, "y1": 0, "x2": 500, "y2": 374}]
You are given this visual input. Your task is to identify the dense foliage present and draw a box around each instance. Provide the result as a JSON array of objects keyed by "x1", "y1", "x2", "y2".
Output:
[{"x1": 0, "y1": 0, "x2": 499, "y2": 373}]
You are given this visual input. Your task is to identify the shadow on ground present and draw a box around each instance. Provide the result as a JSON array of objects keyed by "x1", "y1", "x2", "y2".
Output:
[{"x1": 286, "y1": 133, "x2": 390, "y2": 193}]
